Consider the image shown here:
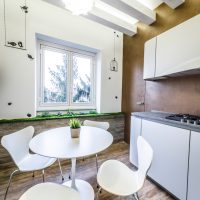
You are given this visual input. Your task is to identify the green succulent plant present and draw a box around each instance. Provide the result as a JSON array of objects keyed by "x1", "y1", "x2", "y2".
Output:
[{"x1": 69, "y1": 118, "x2": 81, "y2": 129}]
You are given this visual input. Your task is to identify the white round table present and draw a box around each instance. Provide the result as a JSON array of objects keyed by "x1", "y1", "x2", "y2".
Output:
[{"x1": 29, "y1": 126, "x2": 113, "y2": 200}]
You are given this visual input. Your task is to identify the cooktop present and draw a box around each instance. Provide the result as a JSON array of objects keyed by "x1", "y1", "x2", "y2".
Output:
[{"x1": 166, "y1": 114, "x2": 200, "y2": 125}]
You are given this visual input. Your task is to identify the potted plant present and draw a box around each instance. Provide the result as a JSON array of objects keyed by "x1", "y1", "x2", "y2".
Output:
[{"x1": 69, "y1": 118, "x2": 81, "y2": 138}]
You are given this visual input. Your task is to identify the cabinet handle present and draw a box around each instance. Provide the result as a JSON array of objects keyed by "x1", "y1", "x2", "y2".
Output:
[{"x1": 7, "y1": 41, "x2": 17, "y2": 46}]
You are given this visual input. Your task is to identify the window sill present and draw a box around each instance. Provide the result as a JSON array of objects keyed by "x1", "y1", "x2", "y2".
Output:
[{"x1": 0, "y1": 112, "x2": 124, "y2": 124}]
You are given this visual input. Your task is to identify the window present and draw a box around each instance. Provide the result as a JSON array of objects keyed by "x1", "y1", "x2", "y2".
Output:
[{"x1": 37, "y1": 41, "x2": 96, "y2": 110}]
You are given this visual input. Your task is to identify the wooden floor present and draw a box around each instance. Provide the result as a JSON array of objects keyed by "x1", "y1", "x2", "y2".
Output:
[{"x1": 0, "y1": 142, "x2": 174, "y2": 200}]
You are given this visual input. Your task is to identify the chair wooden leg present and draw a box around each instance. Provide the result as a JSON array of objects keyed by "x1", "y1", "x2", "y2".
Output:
[
  {"x1": 4, "y1": 169, "x2": 19, "y2": 200},
  {"x1": 42, "y1": 169, "x2": 45, "y2": 182},
  {"x1": 57, "y1": 159, "x2": 64, "y2": 181}
]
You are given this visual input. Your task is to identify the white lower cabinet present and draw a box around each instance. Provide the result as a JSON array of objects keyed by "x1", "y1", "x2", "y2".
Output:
[
  {"x1": 129, "y1": 116, "x2": 142, "y2": 167},
  {"x1": 141, "y1": 120, "x2": 190, "y2": 200},
  {"x1": 187, "y1": 131, "x2": 200, "y2": 200}
]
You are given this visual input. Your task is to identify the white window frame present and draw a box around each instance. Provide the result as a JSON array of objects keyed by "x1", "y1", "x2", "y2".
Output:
[{"x1": 37, "y1": 40, "x2": 96, "y2": 111}]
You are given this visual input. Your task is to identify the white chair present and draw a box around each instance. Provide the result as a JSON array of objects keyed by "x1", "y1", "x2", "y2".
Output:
[
  {"x1": 96, "y1": 136, "x2": 153, "y2": 200},
  {"x1": 19, "y1": 182, "x2": 80, "y2": 200},
  {"x1": 83, "y1": 120, "x2": 110, "y2": 174},
  {"x1": 1, "y1": 126, "x2": 64, "y2": 200}
]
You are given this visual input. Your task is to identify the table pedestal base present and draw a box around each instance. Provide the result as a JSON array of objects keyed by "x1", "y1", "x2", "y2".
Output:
[{"x1": 63, "y1": 179, "x2": 94, "y2": 200}]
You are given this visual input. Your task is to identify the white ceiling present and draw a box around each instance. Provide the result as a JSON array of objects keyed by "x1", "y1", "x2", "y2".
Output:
[
  {"x1": 42, "y1": 0, "x2": 185, "y2": 36},
  {"x1": 138, "y1": 0, "x2": 163, "y2": 10}
]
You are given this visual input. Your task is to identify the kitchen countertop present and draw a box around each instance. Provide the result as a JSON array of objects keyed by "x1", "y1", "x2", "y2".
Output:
[{"x1": 132, "y1": 111, "x2": 200, "y2": 133}]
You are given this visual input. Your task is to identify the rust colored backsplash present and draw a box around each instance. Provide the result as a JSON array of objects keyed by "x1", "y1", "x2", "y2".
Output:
[
  {"x1": 145, "y1": 75, "x2": 200, "y2": 114},
  {"x1": 122, "y1": 0, "x2": 200, "y2": 143}
]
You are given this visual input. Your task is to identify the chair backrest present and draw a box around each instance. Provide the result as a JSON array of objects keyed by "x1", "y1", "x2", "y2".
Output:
[
  {"x1": 83, "y1": 120, "x2": 109, "y2": 130},
  {"x1": 137, "y1": 136, "x2": 153, "y2": 188},
  {"x1": 1, "y1": 126, "x2": 34, "y2": 167}
]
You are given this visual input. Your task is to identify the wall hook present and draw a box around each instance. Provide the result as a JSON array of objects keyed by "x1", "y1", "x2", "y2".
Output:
[
  {"x1": 20, "y1": 6, "x2": 28, "y2": 13},
  {"x1": 27, "y1": 54, "x2": 34, "y2": 60},
  {"x1": 27, "y1": 113, "x2": 32, "y2": 117},
  {"x1": 7, "y1": 41, "x2": 17, "y2": 46},
  {"x1": 18, "y1": 41, "x2": 23, "y2": 48}
]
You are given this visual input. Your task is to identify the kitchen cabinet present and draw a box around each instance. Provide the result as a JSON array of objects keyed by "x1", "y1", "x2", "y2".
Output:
[
  {"x1": 141, "y1": 120, "x2": 190, "y2": 200},
  {"x1": 155, "y1": 14, "x2": 200, "y2": 77},
  {"x1": 129, "y1": 116, "x2": 142, "y2": 167},
  {"x1": 143, "y1": 37, "x2": 157, "y2": 80},
  {"x1": 143, "y1": 14, "x2": 200, "y2": 79},
  {"x1": 4, "y1": 0, "x2": 27, "y2": 49},
  {"x1": 187, "y1": 131, "x2": 200, "y2": 200}
]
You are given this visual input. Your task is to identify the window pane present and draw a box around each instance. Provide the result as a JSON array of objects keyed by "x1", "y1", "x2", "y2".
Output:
[
  {"x1": 43, "y1": 49, "x2": 67, "y2": 103},
  {"x1": 72, "y1": 55, "x2": 92, "y2": 103}
]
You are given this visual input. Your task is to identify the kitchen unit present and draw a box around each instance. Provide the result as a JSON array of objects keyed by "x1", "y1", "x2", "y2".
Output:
[
  {"x1": 142, "y1": 120, "x2": 189, "y2": 200},
  {"x1": 187, "y1": 131, "x2": 200, "y2": 200},
  {"x1": 143, "y1": 37, "x2": 157, "y2": 79},
  {"x1": 130, "y1": 112, "x2": 200, "y2": 200},
  {"x1": 143, "y1": 13, "x2": 200, "y2": 80},
  {"x1": 129, "y1": 116, "x2": 142, "y2": 166}
]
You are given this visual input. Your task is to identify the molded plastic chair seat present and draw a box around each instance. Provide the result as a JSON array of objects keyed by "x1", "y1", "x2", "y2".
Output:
[
  {"x1": 97, "y1": 160, "x2": 139, "y2": 196},
  {"x1": 18, "y1": 154, "x2": 56, "y2": 172},
  {"x1": 83, "y1": 120, "x2": 110, "y2": 184},
  {"x1": 1, "y1": 126, "x2": 64, "y2": 200},
  {"x1": 19, "y1": 182, "x2": 80, "y2": 200},
  {"x1": 97, "y1": 136, "x2": 153, "y2": 199}
]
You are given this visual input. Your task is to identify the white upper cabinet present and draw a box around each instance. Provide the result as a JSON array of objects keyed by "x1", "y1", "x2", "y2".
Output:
[
  {"x1": 4, "y1": 0, "x2": 27, "y2": 49},
  {"x1": 143, "y1": 37, "x2": 157, "y2": 80},
  {"x1": 156, "y1": 14, "x2": 200, "y2": 77},
  {"x1": 143, "y1": 14, "x2": 200, "y2": 79}
]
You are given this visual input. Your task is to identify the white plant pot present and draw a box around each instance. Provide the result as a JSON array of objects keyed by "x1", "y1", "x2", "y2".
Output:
[{"x1": 70, "y1": 127, "x2": 81, "y2": 138}]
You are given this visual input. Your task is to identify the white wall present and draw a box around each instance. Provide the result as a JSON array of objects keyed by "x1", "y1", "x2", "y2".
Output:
[{"x1": 0, "y1": 0, "x2": 123, "y2": 119}]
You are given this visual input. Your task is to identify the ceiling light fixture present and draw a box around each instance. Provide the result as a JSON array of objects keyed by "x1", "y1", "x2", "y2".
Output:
[{"x1": 62, "y1": 0, "x2": 95, "y2": 15}]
